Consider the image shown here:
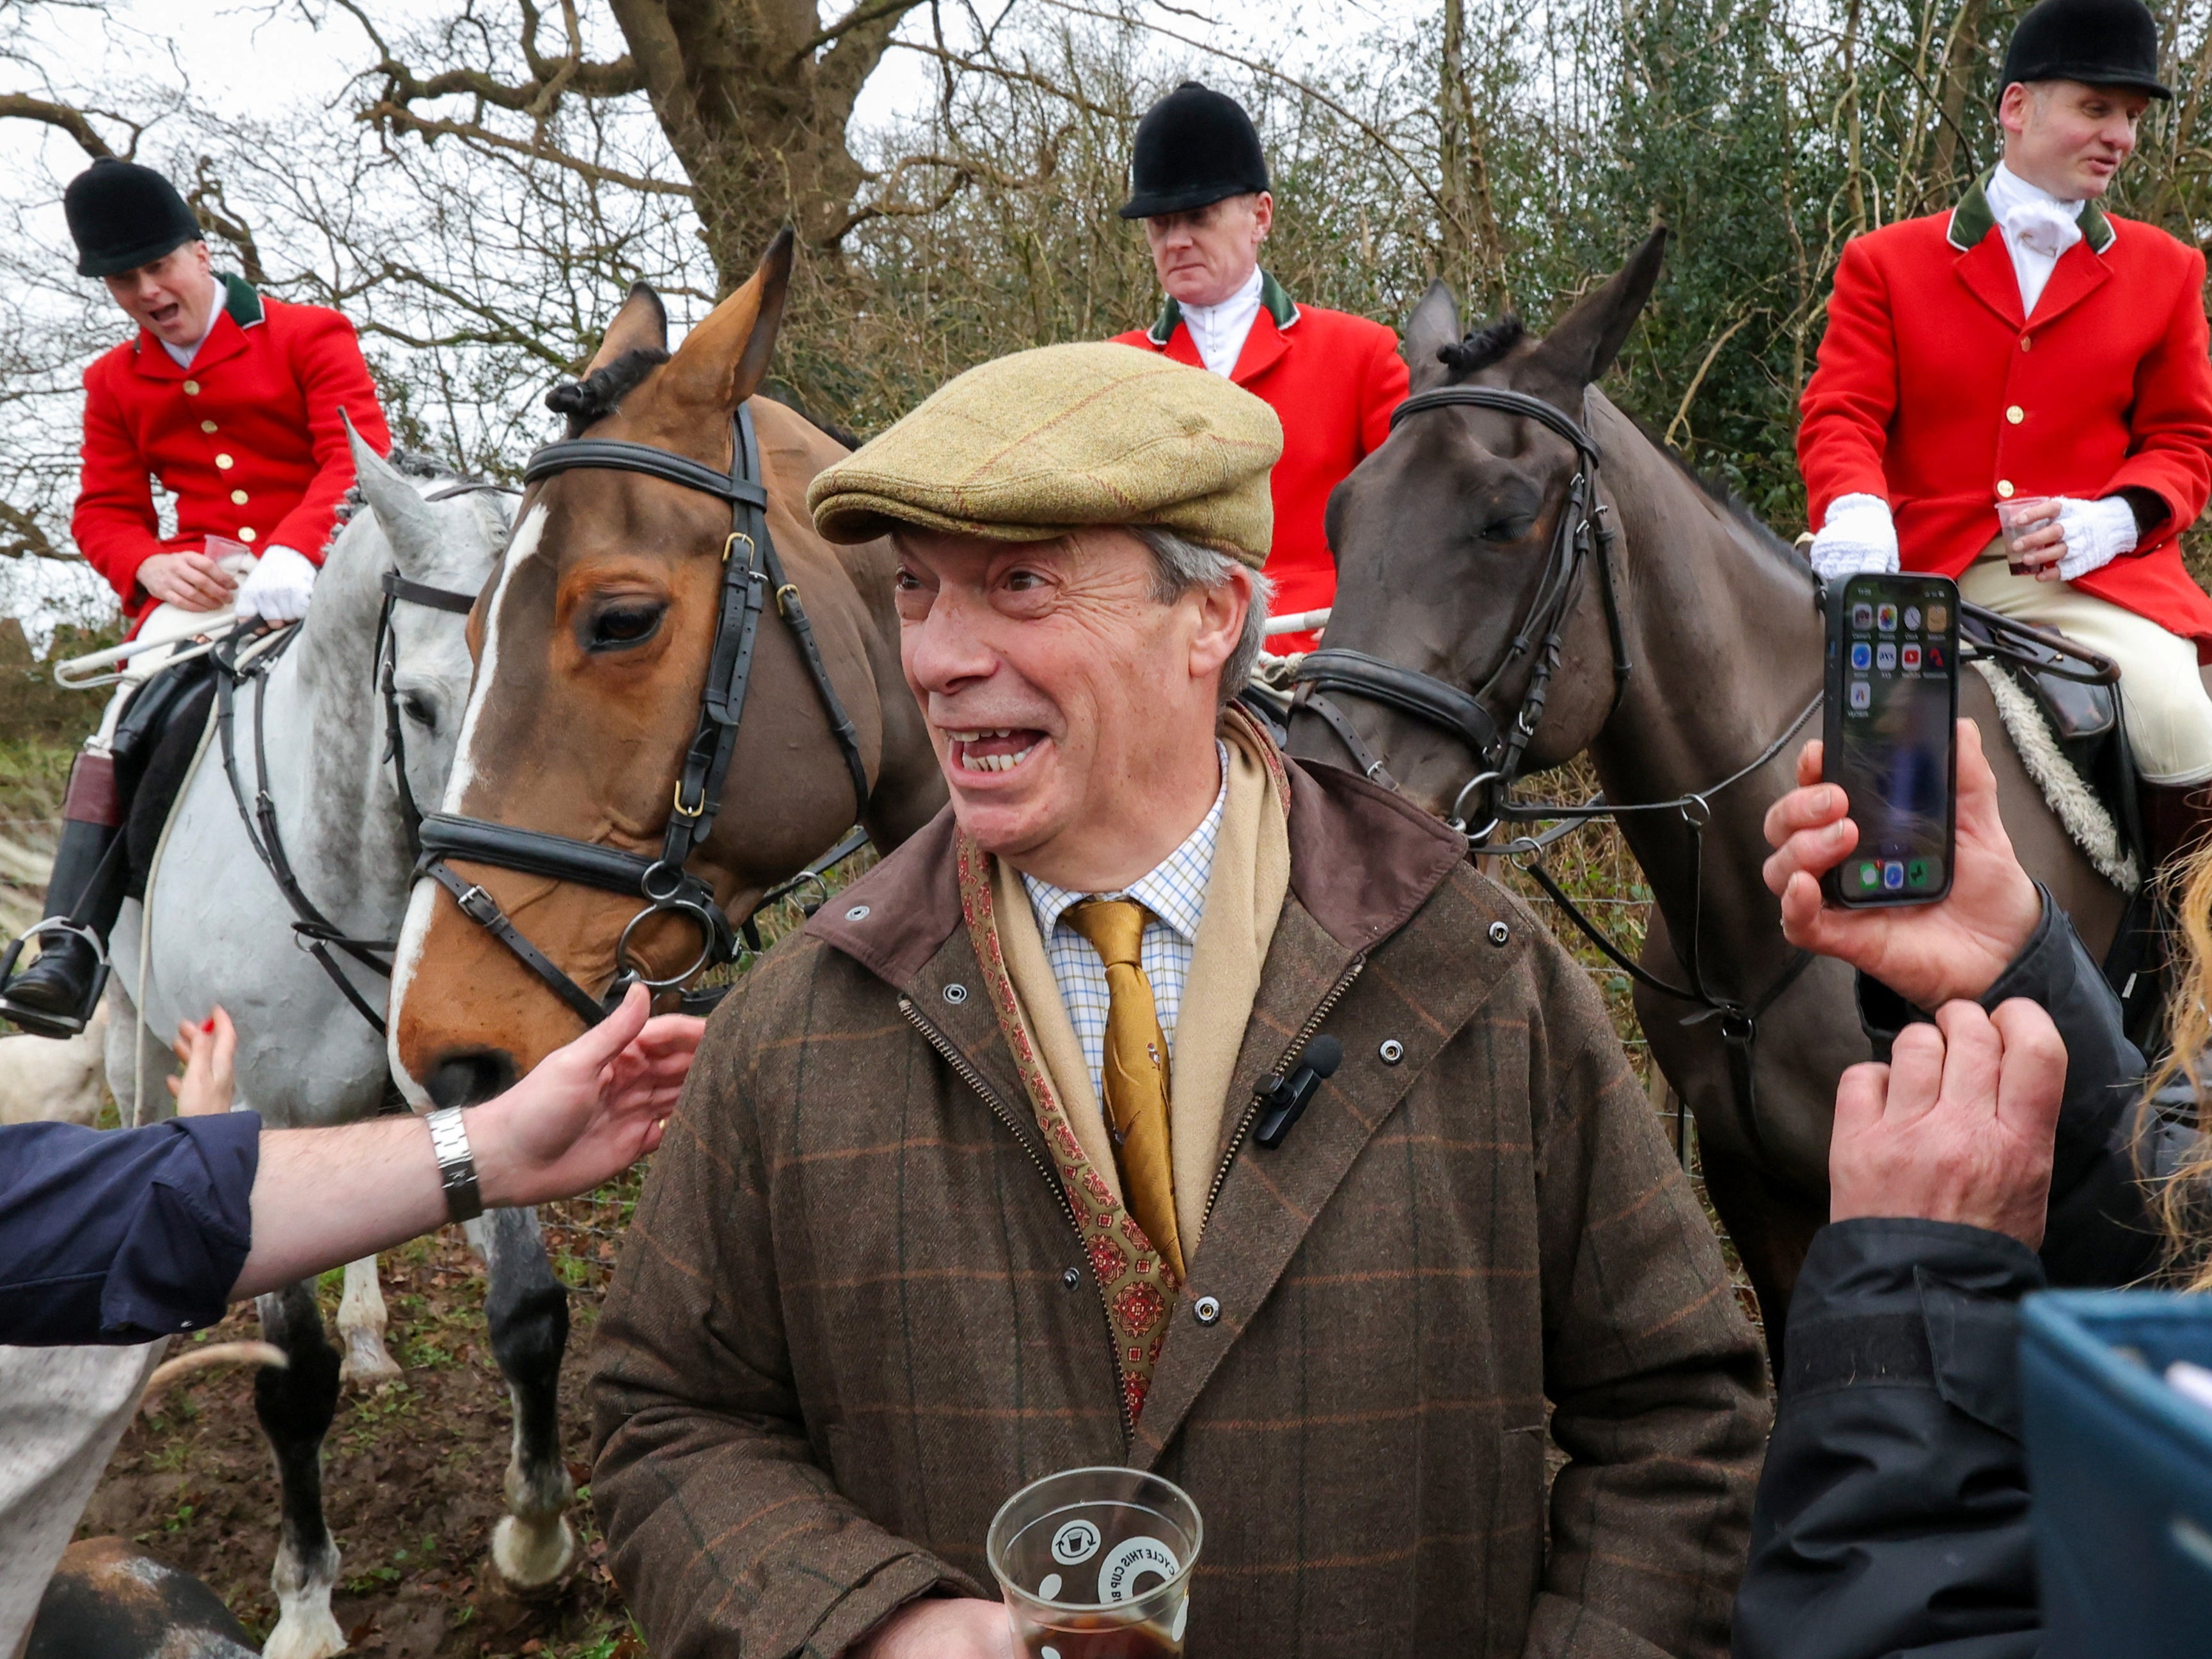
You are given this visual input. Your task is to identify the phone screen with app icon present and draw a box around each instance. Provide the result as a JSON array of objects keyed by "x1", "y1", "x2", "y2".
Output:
[{"x1": 1821, "y1": 574, "x2": 1960, "y2": 907}]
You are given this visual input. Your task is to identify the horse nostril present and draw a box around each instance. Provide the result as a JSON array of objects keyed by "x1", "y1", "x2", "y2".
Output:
[{"x1": 427, "y1": 1050, "x2": 517, "y2": 1107}]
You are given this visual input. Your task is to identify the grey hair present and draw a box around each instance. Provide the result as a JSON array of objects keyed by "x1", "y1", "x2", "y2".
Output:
[{"x1": 1132, "y1": 526, "x2": 1273, "y2": 704}]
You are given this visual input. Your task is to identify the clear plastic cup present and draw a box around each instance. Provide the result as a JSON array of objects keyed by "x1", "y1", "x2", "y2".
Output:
[
  {"x1": 986, "y1": 1467, "x2": 1202, "y2": 1659},
  {"x1": 1996, "y1": 496, "x2": 2058, "y2": 575}
]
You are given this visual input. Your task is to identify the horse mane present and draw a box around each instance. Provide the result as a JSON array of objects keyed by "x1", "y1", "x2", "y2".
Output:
[
  {"x1": 760, "y1": 384, "x2": 860, "y2": 452},
  {"x1": 545, "y1": 347, "x2": 673, "y2": 437},
  {"x1": 1620, "y1": 408, "x2": 1803, "y2": 571},
  {"x1": 1436, "y1": 315, "x2": 1526, "y2": 377}
]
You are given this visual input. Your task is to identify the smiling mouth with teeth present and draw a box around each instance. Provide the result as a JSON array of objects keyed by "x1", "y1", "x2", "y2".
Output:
[{"x1": 946, "y1": 727, "x2": 1042, "y2": 774}]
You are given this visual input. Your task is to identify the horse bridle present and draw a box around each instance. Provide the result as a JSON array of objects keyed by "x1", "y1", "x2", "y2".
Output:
[
  {"x1": 1291, "y1": 385, "x2": 1632, "y2": 839},
  {"x1": 413, "y1": 402, "x2": 872, "y2": 1026},
  {"x1": 1288, "y1": 382, "x2": 1819, "y2": 1160},
  {"x1": 214, "y1": 535, "x2": 489, "y2": 1039}
]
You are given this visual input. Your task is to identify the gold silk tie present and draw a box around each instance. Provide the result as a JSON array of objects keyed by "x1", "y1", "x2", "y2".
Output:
[{"x1": 1064, "y1": 898, "x2": 1187, "y2": 1282}]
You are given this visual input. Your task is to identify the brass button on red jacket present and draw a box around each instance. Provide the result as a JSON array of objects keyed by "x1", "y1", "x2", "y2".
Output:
[{"x1": 72, "y1": 274, "x2": 393, "y2": 627}]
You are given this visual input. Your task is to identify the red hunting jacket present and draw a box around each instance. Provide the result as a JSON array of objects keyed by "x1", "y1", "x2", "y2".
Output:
[
  {"x1": 1114, "y1": 273, "x2": 1409, "y2": 650},
  {"x1": 74, "y1": 274, "x2": 392, "y2": 627},
  {"x1": 1799, "y1": 177, "x2": 2212, "y2": 658}
]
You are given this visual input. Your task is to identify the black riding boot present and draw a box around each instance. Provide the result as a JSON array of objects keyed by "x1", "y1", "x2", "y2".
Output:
[{"x1": 0, "y1": 751, "x2": 125, "y2": 1038}]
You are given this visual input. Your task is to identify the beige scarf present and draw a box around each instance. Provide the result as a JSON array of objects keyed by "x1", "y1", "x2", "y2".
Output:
[{"x1": 993, "y1": 709, "x2": 1290, "y2": 1261}]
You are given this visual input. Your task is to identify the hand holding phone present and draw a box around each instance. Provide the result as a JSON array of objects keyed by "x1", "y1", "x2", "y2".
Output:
[
  {"x1": 1821, "y1": 574, "x2": 1961, "y2": 906},
  {"x1": 1762, "y1": 721, "x2": 2043, "y2": 1010}
]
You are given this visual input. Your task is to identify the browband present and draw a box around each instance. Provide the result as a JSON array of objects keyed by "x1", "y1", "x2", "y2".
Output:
[
  {"x1": 523, "y1": 438, "x2": 770, "y2": 507},
  {"x1": 1389, "y1": 386, "x2": 1599, "y2": 457},
  {"x1": 380, "y1": 569, "x2": 478, "y2": 615}
]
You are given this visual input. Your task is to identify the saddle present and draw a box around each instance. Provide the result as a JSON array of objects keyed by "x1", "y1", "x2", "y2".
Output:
[{"x1": 1959, "y1": 607, "x2": 2149, "y2": 881}]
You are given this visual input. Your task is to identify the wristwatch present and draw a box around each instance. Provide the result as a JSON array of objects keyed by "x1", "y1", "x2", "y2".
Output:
[{"x1": 426, "y1": 1105, "x2": 484, "y2": 1223}]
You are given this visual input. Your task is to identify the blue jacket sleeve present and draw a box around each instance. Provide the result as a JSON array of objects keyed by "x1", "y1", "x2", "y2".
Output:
[{"x1": 0, "y1": 1113, "x2": 261, "y2": 1344}]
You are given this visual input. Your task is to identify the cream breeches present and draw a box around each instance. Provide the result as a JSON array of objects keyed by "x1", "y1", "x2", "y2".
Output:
[{"x1": 1957, "y1": 551, "x2": 2212, "y2": 786}]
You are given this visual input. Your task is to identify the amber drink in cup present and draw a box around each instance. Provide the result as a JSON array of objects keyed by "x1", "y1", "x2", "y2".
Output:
[
  {"x1": 986, "y1": 1467, "x2": 1202, "y2": 1659},
  {"x1": 1996, "y1": 496, "x2": 2058, "y2": 576}
]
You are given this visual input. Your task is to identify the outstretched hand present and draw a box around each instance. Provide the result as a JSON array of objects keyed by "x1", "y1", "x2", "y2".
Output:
[
  {"x1": 1829, "y1": 998, "x2": 2068, "y2": 1246},
  {"x1": 1762, "y1": 721, "x2": 2041, "y2": 1009},
  {"x1": 470, "y1": 985, "x2": 704, "y2": 1208},
  {"x1": 169, "y1": 1008, "x2": 237, "y2": 1117}
]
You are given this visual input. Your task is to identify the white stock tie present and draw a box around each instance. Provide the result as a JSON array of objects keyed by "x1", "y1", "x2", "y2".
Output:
[{"x1": 2001, "y1": 197, "x2": 2083, "y2": 262}]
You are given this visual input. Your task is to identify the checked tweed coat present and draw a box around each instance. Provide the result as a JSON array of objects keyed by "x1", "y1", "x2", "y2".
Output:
[{"x1": 588, "y1": 755, "x2": 1770, "y2": 1659}]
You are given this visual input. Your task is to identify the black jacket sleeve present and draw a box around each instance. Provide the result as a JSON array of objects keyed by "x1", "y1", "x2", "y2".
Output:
[
  {"x1": 1856, "y1": 886, "x2": 2178, "y2": 1286},
  {"x1": 1737, "y1": 899, "x2": 2200, "y2": 1659},
  {"x1": 1733, "y1": 1218, "x2": 2046, "y2": 1659},
  {"x1": 0, "y1": 1113, "x2": 261, "y2": 1344}
]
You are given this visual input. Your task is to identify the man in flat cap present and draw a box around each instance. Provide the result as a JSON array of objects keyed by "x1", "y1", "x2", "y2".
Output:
[
  {"x1": 0, "y1": 158, "x2": 392, "y2": 1036},
  {"x1": 1801, "y1": 0, "x2": 2212, "y2": 870},
  {"x1": 1111, "y1": 82, "x2": 1408, "y2": 652},
  {"x1": 588, "y1": 342, "x2": 1767, "y2": 1658}
]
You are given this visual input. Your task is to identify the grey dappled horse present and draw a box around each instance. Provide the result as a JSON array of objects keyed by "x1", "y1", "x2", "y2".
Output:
[{"x1": 107, "y1": 440, "x2": 505, "y2": 1659}]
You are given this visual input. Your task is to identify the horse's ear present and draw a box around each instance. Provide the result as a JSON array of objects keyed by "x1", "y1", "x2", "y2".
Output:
[
  {"x1": 345, "y1": 412, "x2": 438, "y2": 574},
  {"x1": 1402, "y1": 279, "x2": 1462, "y2": 394},
  {"x1": 656, "y1": 229, "x2": 796, "y2": 413},
  {"x1": 1526, "y1": 226, "x2": 1668, "y2": 391},
  {"x1": 582, "y1": 283, "x2": 669, "y2": 376}
]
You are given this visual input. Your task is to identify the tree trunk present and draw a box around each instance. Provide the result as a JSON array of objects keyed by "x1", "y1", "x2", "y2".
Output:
[{"x1": 606, "y1": 0, "x2": 918, "y2": 290}]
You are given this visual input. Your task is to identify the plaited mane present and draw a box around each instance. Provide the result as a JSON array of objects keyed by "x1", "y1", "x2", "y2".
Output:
[
  {"x1": 1437, "y1": 315, "x2": 1525, "y2": 377},
  {"x1": 544, "y1": 347, "x2": 672, "y2": 437}
]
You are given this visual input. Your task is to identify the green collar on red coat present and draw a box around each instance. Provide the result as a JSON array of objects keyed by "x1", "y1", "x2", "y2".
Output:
[
  {"x1": 1146, "y1": 269, "x2": 1299, "y2": 347},
  {"x1": 130, "y1": 272, "x2": 264, "y2": 361},
  {"x1": 1947, "y1": 168, "x2": 2115, "y2": 255},
  {"x1": 219, "y1": 272, "x2": 265, "y2": 329}
]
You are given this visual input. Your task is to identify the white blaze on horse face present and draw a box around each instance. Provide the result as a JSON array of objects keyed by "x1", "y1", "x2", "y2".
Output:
[
  {"x1": 387, "y1": 501, "x2": 546, "y2": 1102},
  {"x1": 443, "y1": 501, "x2": 545, "y2": 813}
]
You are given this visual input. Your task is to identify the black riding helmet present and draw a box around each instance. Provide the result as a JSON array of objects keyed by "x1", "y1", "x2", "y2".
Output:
[
  {"x1": 2002, "y1": 0, "x2": 2171, "y2": 98},
  {"x1": 1119, "y1": 81, "x2": 1270, "y2": 219},
  {"x1": 64, "y1": 157, "x2": 205, "y2": 278}
]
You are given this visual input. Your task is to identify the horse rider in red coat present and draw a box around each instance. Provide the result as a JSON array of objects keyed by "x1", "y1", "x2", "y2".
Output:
[
  {"x1": 1799, "y1": 0, "x2": 2212, "y2": 867},
  {"x1": 1110, "y1": 83, "x2": 1409, "y2": 654},
  {"x1": 0, "y1": 159, "x2": 393, "y2": 1037}
]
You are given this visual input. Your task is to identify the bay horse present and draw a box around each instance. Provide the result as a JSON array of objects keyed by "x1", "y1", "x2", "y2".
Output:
[
  {"x1": 1288, "y1": 230, "x2": 2130, "y2": 1357},
  {"x1": 384, "y1": 233, "x2": 945, "y2": 1588}
]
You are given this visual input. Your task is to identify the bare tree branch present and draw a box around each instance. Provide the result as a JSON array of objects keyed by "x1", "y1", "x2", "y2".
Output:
[
  {"x1": 0, "y1": 90, "x2": 115, "y2": 157},
  {"x1": 357, "y1": 103, "x2": 692, "y2": 196},
  {"x1": 0, "y1": 499, "x2": 66, "y2": 561}
]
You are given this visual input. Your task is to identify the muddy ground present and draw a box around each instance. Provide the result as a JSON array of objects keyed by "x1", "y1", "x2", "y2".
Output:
[{"x1": 76, "y1": 1183, "x2": 643, "y2": 1659}]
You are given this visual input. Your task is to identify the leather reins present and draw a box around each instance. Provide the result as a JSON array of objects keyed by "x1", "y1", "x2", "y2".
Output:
[{"x1": 414, "y1": 402, "x2": 872, "y2": 1026}]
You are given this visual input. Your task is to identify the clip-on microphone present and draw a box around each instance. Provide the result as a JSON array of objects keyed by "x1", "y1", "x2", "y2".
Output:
[{"x1": 1253, "y1": 1035, "x2": 1343, "y2": 1149}]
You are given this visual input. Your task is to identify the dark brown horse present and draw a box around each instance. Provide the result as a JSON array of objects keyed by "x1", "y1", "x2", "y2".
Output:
[
  {"x1": 1290, "y1": 230, "x2": 2129, "y2": 1357},
  {"x1": 383, "y1": 235, "x2": 944, "y2": 1591}
]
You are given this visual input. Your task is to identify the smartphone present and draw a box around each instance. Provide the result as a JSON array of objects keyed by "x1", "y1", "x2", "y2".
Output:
[{"x1": 1821, "y1": 572, "x2": 1960, "y2": 908}]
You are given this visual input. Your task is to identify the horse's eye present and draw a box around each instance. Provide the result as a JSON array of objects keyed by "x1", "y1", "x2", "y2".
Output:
[
  {"x1": 1482, "y1": 516, "x2": 1535, "y2": 544},
  {"x1": 400, "y1": 693, "x2": 435, "y2": 729},
  {"x1": 586, "y1": 602, "x2": 664, "y2": 651}
]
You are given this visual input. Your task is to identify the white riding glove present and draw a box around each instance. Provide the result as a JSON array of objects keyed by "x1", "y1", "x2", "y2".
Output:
[
  {"x1": 2048, "y1": 495, "x2": 2138, "y2": 582},
  {"x1": 1808, "y1": 493, "x2": 1900, "y2": 581},
  {"x1": 235, "y1": 544, "x2": 319, "y2": 623}
]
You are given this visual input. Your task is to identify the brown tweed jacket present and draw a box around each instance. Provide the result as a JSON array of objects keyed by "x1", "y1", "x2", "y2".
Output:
[{"x1": 588, "y1": 757, "x2": 1771, "y2": 1659}]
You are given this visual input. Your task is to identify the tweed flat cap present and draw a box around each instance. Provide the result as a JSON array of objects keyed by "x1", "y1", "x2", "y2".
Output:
[{"x1": 806, "y1": 342, "x2": 1282, "y2": 567}]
